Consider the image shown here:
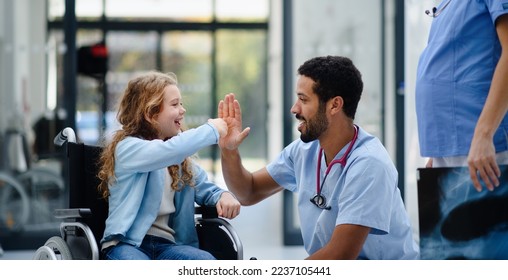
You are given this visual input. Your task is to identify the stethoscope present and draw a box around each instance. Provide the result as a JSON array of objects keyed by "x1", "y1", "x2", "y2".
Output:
[
  {"x1": 310, "y1": 125, "x2": 359, "y2": 210},
  {"x1": 425, "y1": 0, "x2": 451, "y2": 18}
]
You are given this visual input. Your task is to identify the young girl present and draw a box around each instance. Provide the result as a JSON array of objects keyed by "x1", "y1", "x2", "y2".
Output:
[{"x1": 97, "y1": 71, "x2": 240, "y2": 260}]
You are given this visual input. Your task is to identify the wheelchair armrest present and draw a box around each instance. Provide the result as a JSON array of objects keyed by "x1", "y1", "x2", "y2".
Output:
[
  {"x1": 195, "y1": 206, "x2": 218, "y2": 219},
  {"x1": 54, "y1": 208, "x2": 92, "y2": 219}
]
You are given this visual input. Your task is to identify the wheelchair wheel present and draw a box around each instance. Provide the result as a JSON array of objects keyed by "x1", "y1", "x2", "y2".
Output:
[
  {"x1": 44, "y1": 236, "x2": 73, "y2": 260},
  {"x1": 17, "y1": 167, "x2": 65, "y2": 224},
  {"x1": 33, "y1": 245, "x2": 58, "y2": 260},
  {"x1": 0, "y1": 172, "x2": 30, "y2": 232},
  {"x1": 17, "y1": 167, "x2": 65, "y2": 193}
]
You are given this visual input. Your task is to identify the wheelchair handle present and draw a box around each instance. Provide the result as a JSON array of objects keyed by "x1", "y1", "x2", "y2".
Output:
[{"x1": 54, "y1": 127, "x2": 77, "y2": 146}]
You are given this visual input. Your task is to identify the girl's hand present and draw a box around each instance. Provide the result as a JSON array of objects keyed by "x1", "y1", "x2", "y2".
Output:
[
  {"x1": 216, "y1": 192, "x2": 241, "y2": 219},
  {"x1": 208, "y1": 118, "x2": 228, "y2": 138}
]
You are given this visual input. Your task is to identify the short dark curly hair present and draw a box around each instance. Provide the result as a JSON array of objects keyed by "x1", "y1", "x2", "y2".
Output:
[{"x1": 297, "y1": 56, "x2": 363, "y2": 120}]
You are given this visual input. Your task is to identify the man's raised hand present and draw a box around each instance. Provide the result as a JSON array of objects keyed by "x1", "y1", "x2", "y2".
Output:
[{"x1": 218, "y1": 93, "x2": 250, "y2": 150}]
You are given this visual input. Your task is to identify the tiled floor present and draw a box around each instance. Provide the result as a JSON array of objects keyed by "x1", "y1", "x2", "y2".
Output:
[
  {"x1": 0, "y1": 171, "x2": 308, "y2": 260},
  {"x1": 0, "y1": 246, "x2": 307, "y2": 260},
  {"x1": 1, "y1": 200, "x2": 308, "y2": 260},
  {"x1": 1, "y1": 249, "x2": 35, "y2": 260}
]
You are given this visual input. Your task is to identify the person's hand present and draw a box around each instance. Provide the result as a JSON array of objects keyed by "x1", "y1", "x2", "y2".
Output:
[
  {"x1": 467, "y1": 135, "x2": 500, "y2": 192},
  {"x1": 218, "y1": 93, "x2": 250, "y2": 150},
  {"x1": 426, "y1": 158, "x2": 433, "y2": 168},
  {"x1": 208, "y1": 118, "x2": 228, "y2": 138},
  {"x1": 216, "y1": 192, "x2": 241, "y2": 219}
]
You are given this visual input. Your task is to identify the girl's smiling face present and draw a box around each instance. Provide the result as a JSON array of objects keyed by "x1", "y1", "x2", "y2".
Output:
[{"x1": 155, "y1": 84, "x2": 186, "y2": 139}]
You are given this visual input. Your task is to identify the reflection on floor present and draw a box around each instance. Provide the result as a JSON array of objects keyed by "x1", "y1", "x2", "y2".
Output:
[
  {"x1": 0, "y1": 245, "x2": 307, "y2": 260},
  {"x1": 1, "y1": 196, "x2": 308, "y2": 260},
  {"x1": 1, "y1": 250, "x2": 34, "y2": 260},
  {"x1": 1, "y1": 173, "x2": 308, "y2": 260}
]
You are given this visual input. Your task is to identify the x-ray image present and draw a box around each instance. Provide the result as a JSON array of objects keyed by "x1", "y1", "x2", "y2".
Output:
[{"x1": 417, "y1": 166, "x2": 508, "y2": 259}]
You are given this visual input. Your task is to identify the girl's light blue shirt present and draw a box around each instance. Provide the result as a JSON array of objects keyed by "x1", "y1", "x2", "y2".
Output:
[{"x1": 101, "y1": 123, "x2": 225, "y2": 248}]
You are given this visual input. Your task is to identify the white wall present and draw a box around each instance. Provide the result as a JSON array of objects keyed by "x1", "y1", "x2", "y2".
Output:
[
  {"x1": 404, "y1": 0, "x2": 440, "y2": 242},
  {"x1": 383, "y1": 0, "x2": 396, "y2": 159},
  {"x1": 0, "y1": 0, "x2": 47, "y2": 161}
]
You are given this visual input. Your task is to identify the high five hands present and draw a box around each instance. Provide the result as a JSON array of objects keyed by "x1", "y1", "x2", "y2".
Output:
[{"x1": 218, "y1": 93, "x2": 251, "y2": 150}]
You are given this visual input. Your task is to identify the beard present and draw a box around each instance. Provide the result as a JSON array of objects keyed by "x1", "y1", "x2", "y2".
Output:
[{"x1": 297, "y1": 104, "x2": 328, "y2": 143}]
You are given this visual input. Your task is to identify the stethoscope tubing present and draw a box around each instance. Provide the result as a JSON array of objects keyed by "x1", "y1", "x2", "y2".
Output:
[{"x1": 315, "y1": 125, "x2": 359, "y2": 196}]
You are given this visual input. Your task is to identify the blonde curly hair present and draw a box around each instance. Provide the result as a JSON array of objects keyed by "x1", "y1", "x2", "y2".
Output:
[{"x1": 97, "y1": 71, "x2": 194, "y2": 199}]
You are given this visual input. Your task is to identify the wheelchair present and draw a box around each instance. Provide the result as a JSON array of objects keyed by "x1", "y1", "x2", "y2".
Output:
[
  {"x1": 0, "y1": 128, "x2": 65, "y2": 235},
  {"x1": 33, "y1": 127, "x2": 243, "y2": 260}
]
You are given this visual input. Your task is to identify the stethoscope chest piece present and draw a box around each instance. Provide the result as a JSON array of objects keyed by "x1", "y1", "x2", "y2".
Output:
[
  {"x1": 310, "y1": 193, "x2": 331, "y2": 210},
  {"x1": 311, "y1": 194, "x2": 326, "y2": 207}
]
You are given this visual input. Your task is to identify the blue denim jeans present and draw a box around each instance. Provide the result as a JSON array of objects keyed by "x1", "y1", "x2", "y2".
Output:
[{"x1": 102, "y1": 235, "x2": 216, "y2": 260}]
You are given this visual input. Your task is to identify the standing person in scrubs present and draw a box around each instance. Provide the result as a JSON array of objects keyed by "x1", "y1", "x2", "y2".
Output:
[
  {"x1": 416, "y1": 0, "x2": 508, "y2": 192},
  {"x1": 218, "y1": 56, "x2": 419, "y2": 259}
]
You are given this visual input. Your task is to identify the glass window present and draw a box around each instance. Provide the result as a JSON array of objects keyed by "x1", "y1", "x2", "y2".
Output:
[
  {"x1": 48, "y1": 0, "x2": 104, "y2": 20},
  {"x1": 49, "y1": 30, "x2": 160, "y2": 145},
  {"x1": 215, "y1": 0, "x2": 269, "y2": 22},
  {"x1": 47, "y1": 0, "x2": 65, "y2": 20},
  {"x1": 106, "y1": 31, "x2": 158, "y2": 73},
  {"x1": 75, "y1": 29, "x2": 106, "y2": 119},
  {"x1": 106, "y1": 0, "x2": 213, "y2": 22},
  {"x1": 159, "y1": 29, "x2": 268, "y2": 172},
  {"x1": 216, "y1": 29, "x2": 267, "y2": 161},
  {"x1": 99, "y1": 31, "x2": 159, "y2": 144},
  {"x1": 161, "y1": 31, "x2": 212, "y2": 126},
  {"x1": 161, "y1": 31, "x2": 213, "y2": 164},
  {"x1": 293, "y1": 0, "x2": 383, "y2": 138},
  {"x1": 49, "y1": 0, "x2": 269, "y2": 22}
]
